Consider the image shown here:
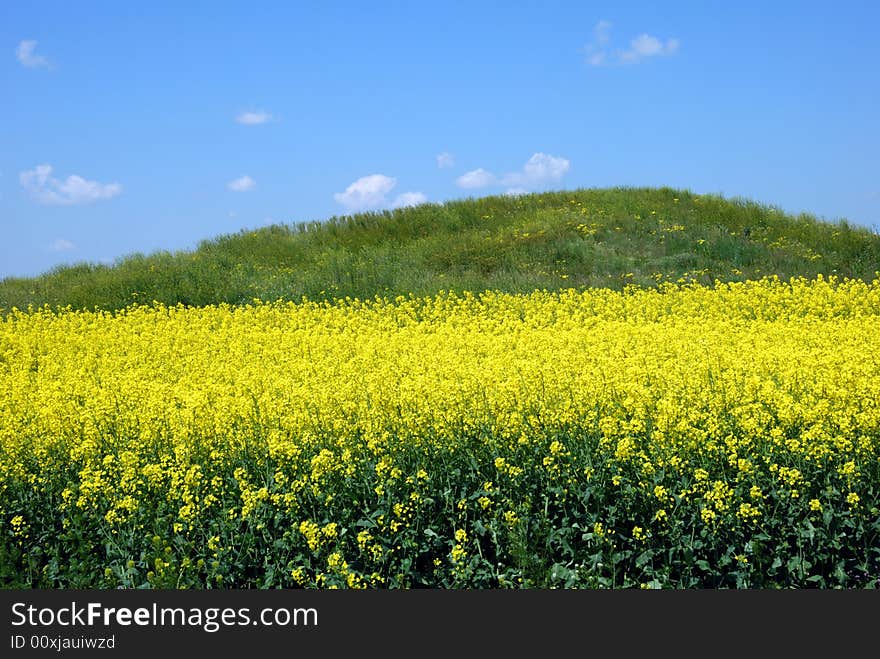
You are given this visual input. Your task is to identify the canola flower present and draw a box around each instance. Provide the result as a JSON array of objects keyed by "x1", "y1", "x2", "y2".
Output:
[{"x1": 1, "y1": 275, "x2": 879, "y2": 588}]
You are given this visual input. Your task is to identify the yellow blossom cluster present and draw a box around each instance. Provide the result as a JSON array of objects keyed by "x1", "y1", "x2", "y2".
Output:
[{"x1": 1, "y1": 274, "x2": 878, "y2": 587}]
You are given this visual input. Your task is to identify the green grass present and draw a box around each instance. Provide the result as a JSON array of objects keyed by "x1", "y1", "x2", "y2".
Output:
[{"x1": 3, "y1": 186, "x2": 879, "y2": 312}]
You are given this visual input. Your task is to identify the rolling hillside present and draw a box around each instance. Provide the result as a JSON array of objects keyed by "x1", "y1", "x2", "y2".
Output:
[{"x1": 2, "y1": 186, "x2": 879, "y2": 312}]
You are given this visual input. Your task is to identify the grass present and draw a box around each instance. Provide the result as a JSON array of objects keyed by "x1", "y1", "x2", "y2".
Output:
[{"x1": 2, "y1": 186, "x2": 879, "y2": 313}]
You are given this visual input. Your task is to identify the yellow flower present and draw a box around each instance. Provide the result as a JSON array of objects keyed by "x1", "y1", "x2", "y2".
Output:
[
  {"x1": 298, "y1": 520, "x2": 322, "y2": 551},
  {"x1": 291, "y1": 566, "x2": 309, "y2": 585},
  {"x1": 326, "y1": 551, "x2": 347, "y2": 572},
  {"x1": 736, "y1": 502, "x2": 761, "y2": 522},
  {"x1": 4, "y1": 276, "x2": 880, "y2": 587},
  {"x1": 10, "y1": 515, "x2": 28, "y2": 538}
]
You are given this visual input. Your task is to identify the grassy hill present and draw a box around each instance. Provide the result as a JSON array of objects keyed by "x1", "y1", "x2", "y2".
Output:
[{"x1": 2, "y1": 186, "x2": 879, "y2": 312}]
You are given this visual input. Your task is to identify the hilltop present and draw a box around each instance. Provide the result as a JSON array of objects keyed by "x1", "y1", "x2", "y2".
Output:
[{"x1": 2, "y1": 186, "x2": 879, "y2": 312}]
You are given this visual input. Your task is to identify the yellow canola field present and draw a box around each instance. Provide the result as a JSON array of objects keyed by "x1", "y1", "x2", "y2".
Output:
[{"x1": 1, "y1": 275, "x2": 879, "y2": 588}]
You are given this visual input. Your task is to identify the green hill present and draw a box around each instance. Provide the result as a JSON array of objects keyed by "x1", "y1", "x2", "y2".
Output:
[{"x1": 2, "y1": 186, "x2": 879, "y2": 312}]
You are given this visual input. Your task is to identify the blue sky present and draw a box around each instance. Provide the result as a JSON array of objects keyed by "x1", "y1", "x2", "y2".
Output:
[{"x1": 2, "y1": 1, "x2": 878, "y2": 279}]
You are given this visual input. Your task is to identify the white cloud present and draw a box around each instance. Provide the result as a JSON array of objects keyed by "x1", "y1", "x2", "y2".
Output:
[
  {"x1": 333, "y1": 176, "x2": 425, "y2": 211},
  {"x1": 235, "y1": 110, "x2": 273, "y2": 125},
  {"x1": 16, "y1": 40, "x2": 51, "y2": 69},
  {"x1": 501, "y1": 153, "x2": 571, "y2": 188},
  {"x1": 456, "y1": 154, "x2": 571, "y2": 193},
  {"x1": 456, "y1": 168, "x2": 497, "y2": 189},
  {"x1": 583, "y1": 21, "x2": 679, "y2": 66},
  {"x1": 583, "y1": 20, "x2": 611, "y2": 67},
  {"x1": 594, "y1": 20, "x2": 612, "y2": 46},
  {"x1": 619, "y1": 34, "x2": 680, "y2": 63},
  {"x1": 584, "y1": 20, "x2": 614, "y2": 65},
  {"x1": 334, "y1": 174, "x2": 398, "y2": 212},
  {"x1": 392, "y1": 191, "x2": 427, "y2": 208},
  {"x1": 436, "y1": 152, "x2": 455, "y2": 169},
  {"x1": 504, "y1": 187, "x2": 528, "y2": 197},
  {"x1": 227, "y1": 175, "x2": 256, "y2": 192},
  {"x1": 587, "y1": 51, "x2": 606, "y2": 67},
  {"x1": 20, "y1": 164, "x2": 122, "y2": 206},
  {"x1": 49, "y1": 238, "x2": 76, "y2": 252}
]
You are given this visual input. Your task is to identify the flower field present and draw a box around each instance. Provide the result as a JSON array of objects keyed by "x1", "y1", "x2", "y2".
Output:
[{"x1": 2, "y1": 275, "x2": 879, "y2": 588}]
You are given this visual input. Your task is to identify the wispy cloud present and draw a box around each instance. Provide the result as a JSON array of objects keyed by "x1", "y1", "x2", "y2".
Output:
[
  {"x1": 20, "y1": 165, "x2": 121, "y2": 205},
  {"x1": 16, "y1": 40, "x2": 51, "y2": 69},
  {"x1": 583, "y1": 20, "x2": 679, "y2": 66},
  {"x1": 583, "y1": 20, "x2": 612, "y2": 66},
  {"x1": 333, "y1": 174, "x2": 423, "y2": 212},
  {"x1": 455, "y1": 168, "x2": 497, "y2": 189},
  {"x1": 594, "y1": 19, "x2": 613, "y2": 46},
  {"x1": 49, "y1": 238, "x2": 76, "y2": 252},
  {"x1": 391, "y1": 191, "x2": 427, "y2": 208},
  {"x1": 436, "y1": 152, "x2": 455, "y2": 169},
  {"x1": 227, "y1": 175, "x2": 256, "y2": 192},
  {"x1": 456, "y1": 153, "x2": 570, "y2": 192},
  {"x1": 235, "y1": 110, "x2": 273, "y2": 125},
  {"x1": 618, "y1": 34, "x2": 680, "y2": 63}
]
